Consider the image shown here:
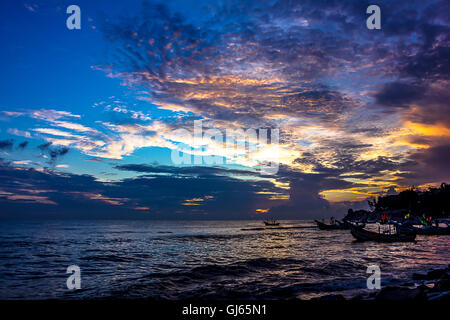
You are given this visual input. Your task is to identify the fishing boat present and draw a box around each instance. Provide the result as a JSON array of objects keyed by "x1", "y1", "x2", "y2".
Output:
[
  {"x1": 350, "y1": 224, "x2": 416, "y2": 242},
  {"x1": 263, "y1": 220, "x2": 280, "y2": 226},
  {"x1": 314, "y1": 219, "x2": 349, "y2": 230}
]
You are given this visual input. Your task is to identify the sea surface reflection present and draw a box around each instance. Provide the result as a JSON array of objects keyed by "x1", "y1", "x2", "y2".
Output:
[{"x1": 0, "y1": 220, "x2": 448, "y2": 299}]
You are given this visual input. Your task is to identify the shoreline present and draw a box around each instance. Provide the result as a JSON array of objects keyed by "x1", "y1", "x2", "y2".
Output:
[{"x1": 311, "y1": 265, "x2": 450, "y2": 301}]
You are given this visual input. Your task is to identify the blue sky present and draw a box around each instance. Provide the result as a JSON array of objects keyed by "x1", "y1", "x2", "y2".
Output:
[
  {"x1": 1, "y1": 0, "x2": 186, "y2": 178},
  {"x1": 0, "y1": 0, "x2": 449, "y2": 219}
]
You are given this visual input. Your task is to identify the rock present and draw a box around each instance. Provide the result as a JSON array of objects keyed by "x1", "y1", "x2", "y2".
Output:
[
  {"x1": 417, "y1": 284, "x2": 430, "y2": 292},
  {"x1": 350, "y1": 294, "x2": 367, "y2": 300},
  {"x1": 375, "y1": 286, "x2": 426, "y2": 301},
  {"x1": 428, "y1": 291, "x2": 450, "y2": 302},
  {"x1": 412, "y1": 268, "x2": 447, "y2": 280},
  {"x1": 401, "y1": 282, "x2": 414, "y2": 287},
  {"x1": 311, "y1": 294, "x2": 346, "y2": 301},
  {"x1": 427, "y1": 269, "x2": 447, "y2": 279},
  {"x1": 412, "y1": 273, "x2": 427, "y2": 280},
  {"x1": 433, "y1": 279, "x2": 450, "y2": 292}
]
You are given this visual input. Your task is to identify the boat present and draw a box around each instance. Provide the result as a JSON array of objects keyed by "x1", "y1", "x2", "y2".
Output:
[
  {"x1": 350, "y1": 224, "x2": 416, "y2": 242},
  {"x1": 414, "y1": 225, "x2": 450, "y2": 235},
  {"x1": 336, "y1": 219, "x2": 352, "y2": 229},
  {"x1": 263, "y1": 220, "x2": 280, "y2": 226},
  {"x1": 314, "y1": 219, "x2": 349, "y2": 230}
]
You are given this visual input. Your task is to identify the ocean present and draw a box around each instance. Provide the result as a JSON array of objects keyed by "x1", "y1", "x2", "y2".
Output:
[{"x1": 0, "y1": 220, "x2": 448, "y2": 300}]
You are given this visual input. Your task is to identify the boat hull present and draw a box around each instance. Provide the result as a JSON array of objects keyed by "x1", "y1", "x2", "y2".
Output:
[
  {"x1": 315, "y1": 220, "x2": 348, "y2": 230},
  {"x1": 263, "y1": 221, "x2": 280, "y2": 226},
  {"x1": 350, "y1": 225, "x2": 416, "y2": 242}
]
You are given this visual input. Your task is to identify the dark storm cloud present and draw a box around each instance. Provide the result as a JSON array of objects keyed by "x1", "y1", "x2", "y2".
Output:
[
  {"x1": 49, "y1": 147, "x2": 69, "y2": 160},
  {"x1": 403, "y1": 46, "x2": 450, "y2": 81},
  {"x1": 37, "y1": 142, "x2": 52, "y2": 151},
  {"x1": 294, "y1": 150, "x2": 399, "y2": 178},
  {"x1": 0, "y1": 139, "x2": 14, "y2": 150},
  {"x1": 375, "y1": 82, "x2": 426, "y2": 108},
  {"x1": 400, "y1": 83, "x2": 450, "y2": 126},
  {"x1": 351, "y1": 157, "x2": 401, "y2": 176},
  {"x1": 413, "y1": 144, "x2": 450, "y2": 175},
  {"x1": 115, "y1": 163, "x2": 262, "y2": 177},
  {"x1": 0, "y1": 161, "x2": 286, "y2": 219},
  {"x1": 267, "y1": 166, "x2": 358, "y2": 219},
  {"x1": 17, "y1": 141, "x2": 28, "y2": 150},
  {"x1": 0, "y1": 158, "x2": 364, "y2": 219},
  {"x1": 398, "y1": 144, "x2": 450, "y2": 186},
  {"x1": 117, "y1": 163, "x2": 368, "y2": 218},
  {"x1": 37, "y1": 142, "x2": 69, "y2": 162},
  {"x1": 394, "y1": 12, "x2": 450, "y2": 81},
  {"x1": 371, "y1": 0, "x2": 450, "y2": 107}
]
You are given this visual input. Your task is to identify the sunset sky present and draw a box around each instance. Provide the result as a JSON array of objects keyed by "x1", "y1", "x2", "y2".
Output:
[{"x1": 0, "y1": 0, "x2": 449, "y2": 219}]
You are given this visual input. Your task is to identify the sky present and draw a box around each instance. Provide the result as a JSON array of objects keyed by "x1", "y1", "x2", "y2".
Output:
[{"x1": 0, "y1": 0, "x2": 449, "y2": 219}]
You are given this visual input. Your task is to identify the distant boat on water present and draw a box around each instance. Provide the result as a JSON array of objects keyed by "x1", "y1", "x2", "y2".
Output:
[
  {"x1": 263, "y1": 220, "x2": 280, "y2": 226},
  {"x1": 350, "y1": 224, "x2": 416, "y2": 242},
  {"x1": 314, "y1": 219, "x2": 349, "y2": 230}
]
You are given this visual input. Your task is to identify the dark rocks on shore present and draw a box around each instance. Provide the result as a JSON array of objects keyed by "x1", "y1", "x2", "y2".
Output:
[
  {"x1": 303, "y1": 266, "x2": 450, "y2": 301},
  {"x1": 428, "y1": 292, "x2": 450, "y2": 302},
  {"x1": 375, "y1": 286, "x2": 427, "y2": 301},
  {"x1": 310, "y1": 294, "x2": 346, "y2": 301},
  {"x1": 412, "y1": 267, "x2": 449, "y2": 280},
  {"x1": 348, "y1": 265, "x2": 450, "y2": 301},
  {"x1": 434, "y1": 279, "x2": 450, "y2": 291},
  {"x1": 400, "y1": 282, "x2": 415, "y2": 287}
]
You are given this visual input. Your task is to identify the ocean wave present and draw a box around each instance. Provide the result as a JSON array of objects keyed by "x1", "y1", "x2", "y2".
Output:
[
  {"x1": 107, "y1": 256, "x2": 379, "y2": 299},
  {"x1": 80, "y1": 255, "x2": 136, "y2": 263}
]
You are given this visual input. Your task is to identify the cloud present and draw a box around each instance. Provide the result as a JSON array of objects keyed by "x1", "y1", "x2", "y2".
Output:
[
  {"x1": 0, "y1": 139, "x2": 14, "y2": 150},
  {"x1": 8, "y1": 128, "x2": 31, "y2": 138},
  {"x1": 24, "y1": 4, "x2": 38, "y2": 13},
  {"x1": 30, "y1": 109, "x2": 80, "y2": 122},
  {"x1": 375, "y1": 82, "x2": 426, "y2": 108},
  {"x1": 114, "y1": 163, "x2": 261, "y2": 177},
  {"x1": 17, "y1": 141, "x2": 29, "y2": 150},
  {"x1": 99, "y1": 1, "x2": 367, "y2": 125},
  {"x1": 37, "y1": 142, "x2": 70, "y2": 163},
  {"x1": 85, "y1": 0, "x2": 448, "y2": 204},
  {"x1": 0, "y1": 161, "x2": 293, "y2": 219},
  {"x1": 397, "y1": 144, "x2": 450, "y2": 186},
  {"x1": 2, "y1": 0, "x2": 449, "y2": 217},
  {"x1": 12, "y1": 160, "x2": 32, "y2": 165},
  {"x1": 1, "y1": 111, "x2": 24, "y2": 117}
]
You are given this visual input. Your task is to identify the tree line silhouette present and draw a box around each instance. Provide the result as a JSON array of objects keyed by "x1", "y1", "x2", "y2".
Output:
[{"x1": 367, "y1": 183, "x2": 450, "y2": 218}]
